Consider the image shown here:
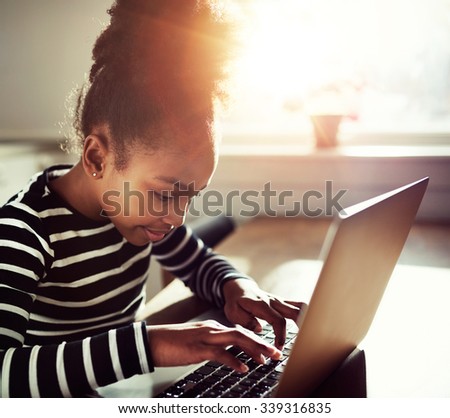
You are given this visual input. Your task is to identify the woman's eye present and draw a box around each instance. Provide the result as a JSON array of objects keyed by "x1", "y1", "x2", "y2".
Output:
[{"x1": 155, "y1": 192, "x2": 173, "y2": 202}]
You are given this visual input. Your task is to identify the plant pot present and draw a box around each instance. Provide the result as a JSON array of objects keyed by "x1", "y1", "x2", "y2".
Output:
[{"x1": 310, "y1": 114, "x2": 343, "y2": 148}]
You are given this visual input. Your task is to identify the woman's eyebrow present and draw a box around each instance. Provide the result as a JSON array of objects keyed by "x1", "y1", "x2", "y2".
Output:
[
  {"x1": 153, "y1": 175, "x2": 207, "y2": 192},
  {"x1": 154, "y1": 175, "x2": 186, "y2": 189}
]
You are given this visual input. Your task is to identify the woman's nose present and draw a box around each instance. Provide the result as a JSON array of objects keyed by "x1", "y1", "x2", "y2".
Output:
[{"x1": 162, "y1": 197, "x2": 189, "y2": 228}]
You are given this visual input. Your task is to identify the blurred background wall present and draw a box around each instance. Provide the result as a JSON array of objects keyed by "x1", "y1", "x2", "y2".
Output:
[{"x1": 1, "y1": 0, "x2": 450, "y2": 222}]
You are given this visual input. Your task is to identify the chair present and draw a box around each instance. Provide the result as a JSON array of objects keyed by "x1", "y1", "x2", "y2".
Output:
[{"x1": 161, "y1": 215, "x2": 236, "y2": 287}]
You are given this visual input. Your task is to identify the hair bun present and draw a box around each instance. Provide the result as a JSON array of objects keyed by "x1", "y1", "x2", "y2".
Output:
[{"x1": 70, "y1": 0, "x2": 236, "y2": 166}]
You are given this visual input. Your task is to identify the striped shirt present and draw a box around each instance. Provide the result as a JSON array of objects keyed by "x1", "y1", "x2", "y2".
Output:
[{"x1": 0, "y1": 165, "x2": 248, "y2": 397}]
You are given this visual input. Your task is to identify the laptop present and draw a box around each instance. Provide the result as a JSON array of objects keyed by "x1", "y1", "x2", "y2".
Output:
[{"x1": 101, "y1": 177, "x2": 429, "y2": 398}]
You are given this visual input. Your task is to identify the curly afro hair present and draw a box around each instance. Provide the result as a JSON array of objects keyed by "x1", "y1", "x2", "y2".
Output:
[{"x1": 67, "y1": 0, "x2": 236, "y2": 169}]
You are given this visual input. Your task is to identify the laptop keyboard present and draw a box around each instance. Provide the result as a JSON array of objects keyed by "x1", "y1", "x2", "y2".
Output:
[{"x1": 156, "y1": 322, "x2": 298, "y2": 398}]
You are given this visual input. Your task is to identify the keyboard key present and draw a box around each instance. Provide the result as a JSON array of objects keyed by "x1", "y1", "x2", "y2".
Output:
[
  {"x1": 174, "y1": 382, "x2": 200, "y2": 398},
  {"x1": 196, "y1": 365, "x2": 216, "y2": 375},
  {"x1": 248, "y1": 371, "x2": 265, "y2": 380},
  {"x1": 275, "y1": 360, "x2": 288, "y2": 373},
  {"x1": 246, "y1": 387, "x2": 267, "y2": 397},
  {"x1": 242, "y1": 392, "x2": 259, "y2": 398},
  {"x1": 237, "y1": 352, "x2": 251, "y2": 362},
  {"x1": 228, "y1": 346, "x2": 242, "y2": 356},
  {"x1": 212, "y1": 369, "x2": 229, "y2": 378},
  {"x1": 246, "y1": 360, "x2": 261, "y2": 371},
  {"x1": 283, "y1": 347, "x2": 292, "y2": 355},
  {"x1": 195, "y1": 382, "x2": 213, "y2": 393},
  {"x1": 214, "y1": 383, "x2": 229, "y2": 393},
  {"x1": 258, "y1": 365, "x2": 274, "y2": 374},
  {"x1": 173, "y1": 379, "x2": 188, "y2": 388},
  {"x1": 229, "y1": 384, "x2": 248, "y2": 395},
  {"x1": 259, "y1": 378, "x2": 277, "y2": 388},
  {"x1": 185, "y1": 373, "x2": 203, "y2": 383},
  {"x1": 223, "y1": 376, "x2": 240, "y2": 386},
  {"x1": 255, "y1": 382, "x2": 273, "y2": 393},
  {"x1": 255, "y1": 327, "x2": 271, "y2": 337},
  {"x1": 268, "y1": 371, "x2": 283, "y2": 380},
  {"x1": 205, "y1": 360, "x2": 223, "y2": 368},
  {"x1": 220, "y1": 391, "x2": 238, "y2": 398},
  {"x1": 265, "y1": 358, "x2": 282, "y2": 368},
  {"x1": 231, "y1": 370, "x2": 248, "y2": 377},
  {"x1": 240, "y1": 377, "x2": 258, "y2": 387},
  {"x1": 202, "y1": 376, "x2": 219, "y2": 386},
  {"x1": 181, "y1": 387, "x2": 203, "y2": 398},
  {"x1": 203, "y1": 389, "x2": 225, "y2": 397}
]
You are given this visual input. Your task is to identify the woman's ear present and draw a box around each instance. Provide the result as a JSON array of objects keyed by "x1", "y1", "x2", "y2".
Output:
[{"x1": 82, "y1": 134, "x2": 108, "y2": 179}]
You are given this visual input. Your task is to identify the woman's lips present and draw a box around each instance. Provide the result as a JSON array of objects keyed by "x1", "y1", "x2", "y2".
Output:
[{"x1": 143, "y1": 227, "x2": 168, "y2": 242}]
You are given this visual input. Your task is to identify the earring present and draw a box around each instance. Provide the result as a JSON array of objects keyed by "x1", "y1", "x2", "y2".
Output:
[{"x1": 92, "y1": 172, "x2": 97, "y2": 177}]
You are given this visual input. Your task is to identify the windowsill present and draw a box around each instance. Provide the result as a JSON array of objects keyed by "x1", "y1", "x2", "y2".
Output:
[
  {"x1": 2, "y1": 134, "x2": 450, "y2": 158},
  {"x1": 219, "y1": 131, "x2": 450, "y2": 158},
  {"x1": 219, "y1": 143, "x2": 450, "y2": 158},
  {"x1": 212, "y1": 137, "x2": 450, "y2": 222},
  {"x1": 2, "y1": 136, "x2": 450, "y2": 160},
  {"x1": 0, "y1": 141, "x2": 61, "y2": 158}
]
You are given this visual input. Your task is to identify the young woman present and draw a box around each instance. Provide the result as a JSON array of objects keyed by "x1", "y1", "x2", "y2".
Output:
[{"x1": 0, "y1": 0, "x2": 304, "y2": 397}]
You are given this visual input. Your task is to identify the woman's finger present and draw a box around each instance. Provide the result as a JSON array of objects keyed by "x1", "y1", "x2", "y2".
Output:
[
  {"x1": 237, "y1": 297, "x2": 287, "y2": 349},
  {"x1": 269, "y1": 298, "x2": 306, "y2": 322},
  {"x1": 224, "y1": 303, "x2": 263, "y2": 333},
  {"x1": 208, "y1": 347, "x2": 250, "y2": 373},
  {"x1": 207, "y1": 327, "x2": 281, "y2": 362}
]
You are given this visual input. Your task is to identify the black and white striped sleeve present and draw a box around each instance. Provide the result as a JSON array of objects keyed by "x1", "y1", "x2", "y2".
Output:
[
  {"x1": 151, "y1": 224, "x2": 252, "y2": 307},
  {"x1": 0, "y1": 322, "x2": 152, "y2": 397},
  {"x1": 0, "y1": 209, "x2": 153, "y2": 397}
]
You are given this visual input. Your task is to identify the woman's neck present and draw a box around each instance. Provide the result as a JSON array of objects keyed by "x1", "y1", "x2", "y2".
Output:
[{"x1": 49, "y1": 162, "x2": 106, "y2": 222}]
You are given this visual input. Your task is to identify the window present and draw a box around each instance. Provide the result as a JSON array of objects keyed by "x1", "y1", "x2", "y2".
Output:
[{"x1": 222, "y1": 0, "x2": 450, "y2": 145}]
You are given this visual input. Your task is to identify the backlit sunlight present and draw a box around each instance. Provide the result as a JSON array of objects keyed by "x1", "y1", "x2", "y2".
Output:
[{"x1": 224, "y1": 0, "x2": 450, "y2": 140}]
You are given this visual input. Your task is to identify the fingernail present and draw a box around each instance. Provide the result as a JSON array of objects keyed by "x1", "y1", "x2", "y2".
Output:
[
  {"x1": 259, "y1": 354, "x2": 267, "y2": 364},
  {"x1": 273, "y1": 348, "x2": 282, "y2": 360},
  {"x1": 240, "y1": 364, "x2": 249, "y2": 373},
  {"x1": 253, "y1": 322, "x2": 263, "y2": 332}
]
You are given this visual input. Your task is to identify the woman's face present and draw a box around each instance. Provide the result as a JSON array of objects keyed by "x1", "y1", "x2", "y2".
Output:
[{"x1": 97, "y1": 133, "x2": 217, "y2": 246}]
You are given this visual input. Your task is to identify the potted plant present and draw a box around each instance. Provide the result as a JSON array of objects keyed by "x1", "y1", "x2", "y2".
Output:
[
  {"x1": 284, "y1": 79, "x2": 363, "y2": 148},
  {"x1": 308, "y1": 80, "x2": 363, "y2": 147}
]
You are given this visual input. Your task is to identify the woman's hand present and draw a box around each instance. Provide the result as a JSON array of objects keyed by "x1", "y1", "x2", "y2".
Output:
[
  {"x1": 222, "y1": 279, "x2": 306, "y2": 349},
  {"x1": 146, "y1": 320, "x2": 282, "y2": 373}
]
